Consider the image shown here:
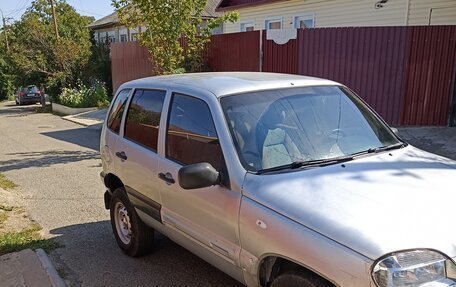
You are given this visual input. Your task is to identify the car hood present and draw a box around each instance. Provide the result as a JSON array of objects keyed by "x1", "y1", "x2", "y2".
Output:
[{"x1": 243, "y1": 146, "x2": 456, "y2": 260}]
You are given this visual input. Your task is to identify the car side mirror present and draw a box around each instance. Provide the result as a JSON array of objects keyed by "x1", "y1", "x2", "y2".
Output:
[
  {"x1": 391, "y1": 127, "x2": 399, "y2": 135},
  {"x1": 178, "y1": 163, "x2": 220, "y2": 190}
]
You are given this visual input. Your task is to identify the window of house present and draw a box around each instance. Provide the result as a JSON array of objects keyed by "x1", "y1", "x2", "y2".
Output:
[
  {"x1": 109, "y1": 36, "x2": 116, "y2": 43},
  {"x1": 107, "y1": 89, "x2": 131, "y2": 134},
  {"x1": 265, "y1": 17, "x2": 282, "y2": 29},
  {"x1": 166, "y1": 94, "x2": 223, "y2": 170},
  {"x1": 240, "y1": 21, "x2": 255, "y2": 32},
  {"x1": 124, "y1": 89, "x2": 166, "y2": 151},
  {"x1": 100, "y1": 37, "x2": 107, "y2": 43},
  {"x1": 120, "y1": 34, "x2": 127, "y2": 42},
  {"x1": 294, "y1": 14, "x2": 315, "y2": 29},
  {"x1": 131, "y1": 33, "x2": 138, "y2": 41}
]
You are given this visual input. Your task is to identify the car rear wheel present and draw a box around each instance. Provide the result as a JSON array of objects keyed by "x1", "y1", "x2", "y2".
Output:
[
  {"x1": 270, "y1": 270, "x2": 331, "y2": 287},
  {"x1": 110, "y1": 188, "x2": 154, "y2": 257}
]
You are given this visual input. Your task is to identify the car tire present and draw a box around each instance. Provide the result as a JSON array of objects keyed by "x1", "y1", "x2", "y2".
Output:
[
  {"x1": 110, "y1": 188, "x2": 154, "y2": 257},
  {"x1": 270, "y1": 270, "x2": 330, "y2": 287}
]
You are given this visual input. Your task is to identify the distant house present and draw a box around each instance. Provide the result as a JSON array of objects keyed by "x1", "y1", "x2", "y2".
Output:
[
  {"x1": 216, "y1": 0, "x2": 456, "y2": 33},
  {"x1": 88, "y1": 0, "x2": 223, "y2": 43}
]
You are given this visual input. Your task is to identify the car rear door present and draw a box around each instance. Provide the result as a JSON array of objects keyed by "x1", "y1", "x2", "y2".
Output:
[
  {"x1": 113, "y1": 89, "x2": 167, "y2": 222},
  {"x1": 157, "y1": 92, "x2": 244, "y2": 282},
  {"x1": 101, "y1": 89, "x2": 131, "y2": 176}
]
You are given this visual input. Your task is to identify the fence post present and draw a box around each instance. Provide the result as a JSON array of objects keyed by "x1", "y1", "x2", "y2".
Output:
[
  {"x1": 449, "y1": 72, "x2": 456, "y2": 126},
  {"x1": 259, "y1": 30, "x2": 263, "y2": 72}
]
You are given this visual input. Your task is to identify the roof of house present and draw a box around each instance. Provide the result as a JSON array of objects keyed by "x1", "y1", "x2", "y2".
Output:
[
  {"x1": 88, "y1": 0, "x2": 222, "y2": 30},
  {"x1": 216, "y1": 0, "x2": 285, "y2": 11},
  {"x1": 88, "y1": 11, "x2": 118, "y2": 29}
]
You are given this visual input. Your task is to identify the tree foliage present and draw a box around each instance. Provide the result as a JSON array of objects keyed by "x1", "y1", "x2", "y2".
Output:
[
  {"x1": 112, "y1": 0, "x2": 239, "y2": 74},
  {"x1": 4, "y1": 0, "x2": 94, "y2": 97}
]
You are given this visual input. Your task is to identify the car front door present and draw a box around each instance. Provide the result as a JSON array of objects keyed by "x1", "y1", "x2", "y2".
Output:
[
  {"x1": 157, "y1": 92, "x2": 244, "y2": 282},
  {"x1": 114, "y1": 89, "x2": 167, "y2": 222}
]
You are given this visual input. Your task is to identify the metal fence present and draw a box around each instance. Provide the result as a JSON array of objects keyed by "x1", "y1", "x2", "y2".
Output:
[{"x1": 110, "y1": 26, "x2": 456, "y2": 126}]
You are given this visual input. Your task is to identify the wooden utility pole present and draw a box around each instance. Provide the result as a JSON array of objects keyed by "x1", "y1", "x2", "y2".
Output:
[
  {"x1": 50, "y1": 0, "x2": 59, "y2": 40},
  {"x1": 0, "y1": 9, "x2": 9, "y2": 52}
]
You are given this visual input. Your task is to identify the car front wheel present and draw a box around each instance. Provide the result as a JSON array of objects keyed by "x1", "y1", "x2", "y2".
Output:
[{"x1": 110, "y1": 188, "x2": 154, "y2": 257}]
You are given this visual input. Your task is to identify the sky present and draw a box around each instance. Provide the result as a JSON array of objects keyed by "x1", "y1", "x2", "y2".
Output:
[{"x1": 0, "y1": 0, "x2": 114, "y2": 23}]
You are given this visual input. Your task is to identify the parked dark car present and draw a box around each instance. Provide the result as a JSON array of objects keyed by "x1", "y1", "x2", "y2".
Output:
[{"x1": 15, "y1": 85, "x2": 42, "y2": 105}]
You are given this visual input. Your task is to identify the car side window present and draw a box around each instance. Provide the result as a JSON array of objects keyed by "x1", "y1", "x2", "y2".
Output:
[
  {"x1": 166, "y1": 94, "x2": 223, "y2": 170},
  {"x1": 107, "y1": 89, "x2": 131, "y2": 134},
  {"x1": 124, "y1": 89, "x2": 166, "y2": 151}
]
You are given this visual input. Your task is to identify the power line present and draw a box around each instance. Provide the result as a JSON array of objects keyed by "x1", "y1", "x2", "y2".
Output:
[
  {"x1": 75, "y1": 8, "x2": 105, "y2": 17},
  {"x1": 4, "y1": 0, "x2": 32, "y2": 18}
]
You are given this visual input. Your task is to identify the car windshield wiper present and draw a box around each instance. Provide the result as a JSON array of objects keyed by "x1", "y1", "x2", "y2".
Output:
[
  {"x1": 257, "y1": 155, "x2": 354, "y2": 174},
  {"x1": 366, "y1": 142, "x2": 407, "y2": 154}
]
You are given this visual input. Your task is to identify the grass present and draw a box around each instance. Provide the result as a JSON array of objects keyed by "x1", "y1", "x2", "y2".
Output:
[
  {"x1": 0, "y1": 213, "x2": 7, "y2": 226},
  {"x1": 0, "y1": 205, "x2": 14, "y2": 227},
  {"x1": 0, "y1": 173, "x2": 17, "y2": 190},
  {"x1": 0, "y1": 223, "x2": 60, "y2": 255}
]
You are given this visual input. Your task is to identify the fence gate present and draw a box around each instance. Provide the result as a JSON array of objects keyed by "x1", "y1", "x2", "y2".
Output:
[{"x1": 262, "y1": 29, "x2": 299, "y2": 74}]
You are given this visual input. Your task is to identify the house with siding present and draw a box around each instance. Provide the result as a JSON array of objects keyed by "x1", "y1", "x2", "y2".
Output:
[
  {"x1": 88, "y1": 0, "x2": 223, "y2": 43},
  {"x1": 216, "y1": 0, "x2": 456, "y2": 33}
]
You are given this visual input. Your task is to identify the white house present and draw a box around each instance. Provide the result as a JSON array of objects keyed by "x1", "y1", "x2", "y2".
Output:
[
  {"x1": 88, "y1": 0, "x2": 223, "y2": 43},
  {"x1": 216, "y1": 0, "x2": 456, "y2": 33}
]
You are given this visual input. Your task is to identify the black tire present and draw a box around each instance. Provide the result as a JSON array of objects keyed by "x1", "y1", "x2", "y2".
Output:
[
  {"x1": 270, "y1": 270, "x2": 331, "y2": 287},
  {"x1": 110, "y1": 188, "x2": 154, "y2": 257}
]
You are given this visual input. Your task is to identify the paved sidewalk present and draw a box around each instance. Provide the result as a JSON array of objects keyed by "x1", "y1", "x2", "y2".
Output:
[
  {"x1": 0, "y1": 249, "x2": 65, "y2": 287},
  {"x1": 62, "y1": 109, "x2": 107, "y2": 129}
]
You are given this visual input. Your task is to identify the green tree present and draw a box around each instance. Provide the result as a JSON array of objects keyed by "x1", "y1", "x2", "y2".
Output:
[
  {"x1": 112, "y1": 0, "x2": 239, "y2": 74},
  {"x1": 6, "y1": 0, "x2": 94, "y2": 97}
]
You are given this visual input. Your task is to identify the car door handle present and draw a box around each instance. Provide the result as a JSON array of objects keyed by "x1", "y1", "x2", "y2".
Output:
[
  {"x1": 115, "y1": 151, "x2": 127, "y2": 161},
  {"x1": 158, "y1": 172, "x2": 175, "y2": 184}
]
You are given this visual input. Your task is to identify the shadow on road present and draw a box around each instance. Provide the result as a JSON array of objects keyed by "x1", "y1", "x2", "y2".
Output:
[
  {"x1": 0, "y1": 104, "x2": 38, "y2": 117},
  {"x1": 0, "y1": 150, "x2": 99, "y2": 172},
  {"x1": 41, "y1": 128, "x2": 101, "y2": 151},
  {"x1": 49, "y1": 221, "x2": 243, "y2": 287}
]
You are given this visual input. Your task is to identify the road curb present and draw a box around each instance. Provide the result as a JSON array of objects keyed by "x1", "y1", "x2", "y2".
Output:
[{"x1": 36, "y1": 249, "x2": 66, "y2": 287}]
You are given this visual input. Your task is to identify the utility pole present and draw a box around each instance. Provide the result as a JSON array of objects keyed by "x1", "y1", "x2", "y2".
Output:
[
  {"x1": 0, "y1": 9, "x2": 9, "y2": 52},
  {"x1": 50, "y1": 0, "x2": 59, "y2": 40}
]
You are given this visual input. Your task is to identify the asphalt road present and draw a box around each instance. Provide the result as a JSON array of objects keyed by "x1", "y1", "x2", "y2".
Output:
[{"x1": 0, "y1": 102, "x2": 242, "y2": 287}]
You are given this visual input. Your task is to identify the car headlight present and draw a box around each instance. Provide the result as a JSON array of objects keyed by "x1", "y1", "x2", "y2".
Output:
[{"x1": 372, "y1": 250, "x2": 456, "y2": 287}]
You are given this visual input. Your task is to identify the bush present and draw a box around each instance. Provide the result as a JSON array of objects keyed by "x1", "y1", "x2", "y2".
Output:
[{"x1": 58, "y1": 80, "x2": 109, "y2": 108}]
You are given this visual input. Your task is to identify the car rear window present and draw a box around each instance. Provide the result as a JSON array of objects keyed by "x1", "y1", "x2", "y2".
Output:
[{"x1": 107, "y1": 89, "x2": 131, "y2": 134}]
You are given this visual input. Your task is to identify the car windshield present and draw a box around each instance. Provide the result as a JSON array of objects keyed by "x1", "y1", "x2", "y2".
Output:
[{"x1": 220, "y1": 86, "x2": 401, "y2": 172}]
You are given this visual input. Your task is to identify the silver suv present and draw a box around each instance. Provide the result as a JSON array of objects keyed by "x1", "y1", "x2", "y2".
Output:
[{"x1": 100, "y1": 72, "x2": 456, "y2": 287}]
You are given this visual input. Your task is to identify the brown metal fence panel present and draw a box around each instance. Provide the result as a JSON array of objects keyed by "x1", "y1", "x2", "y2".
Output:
[
  {"x1": 111, "y1": 42, "x2": 155, "y2": 94},
  {"x1": 297, "y1": 27, "x2": 408, "y2": 126},
  {"x1": 208, "y1": 31, "x2": 260, "y2": 72},
  {"x1": 262, "y1": 30, "x2": 299, "y2": 74},
  {"x1": 401, "y1": 26, "x2": 456, "y2": 126}
]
